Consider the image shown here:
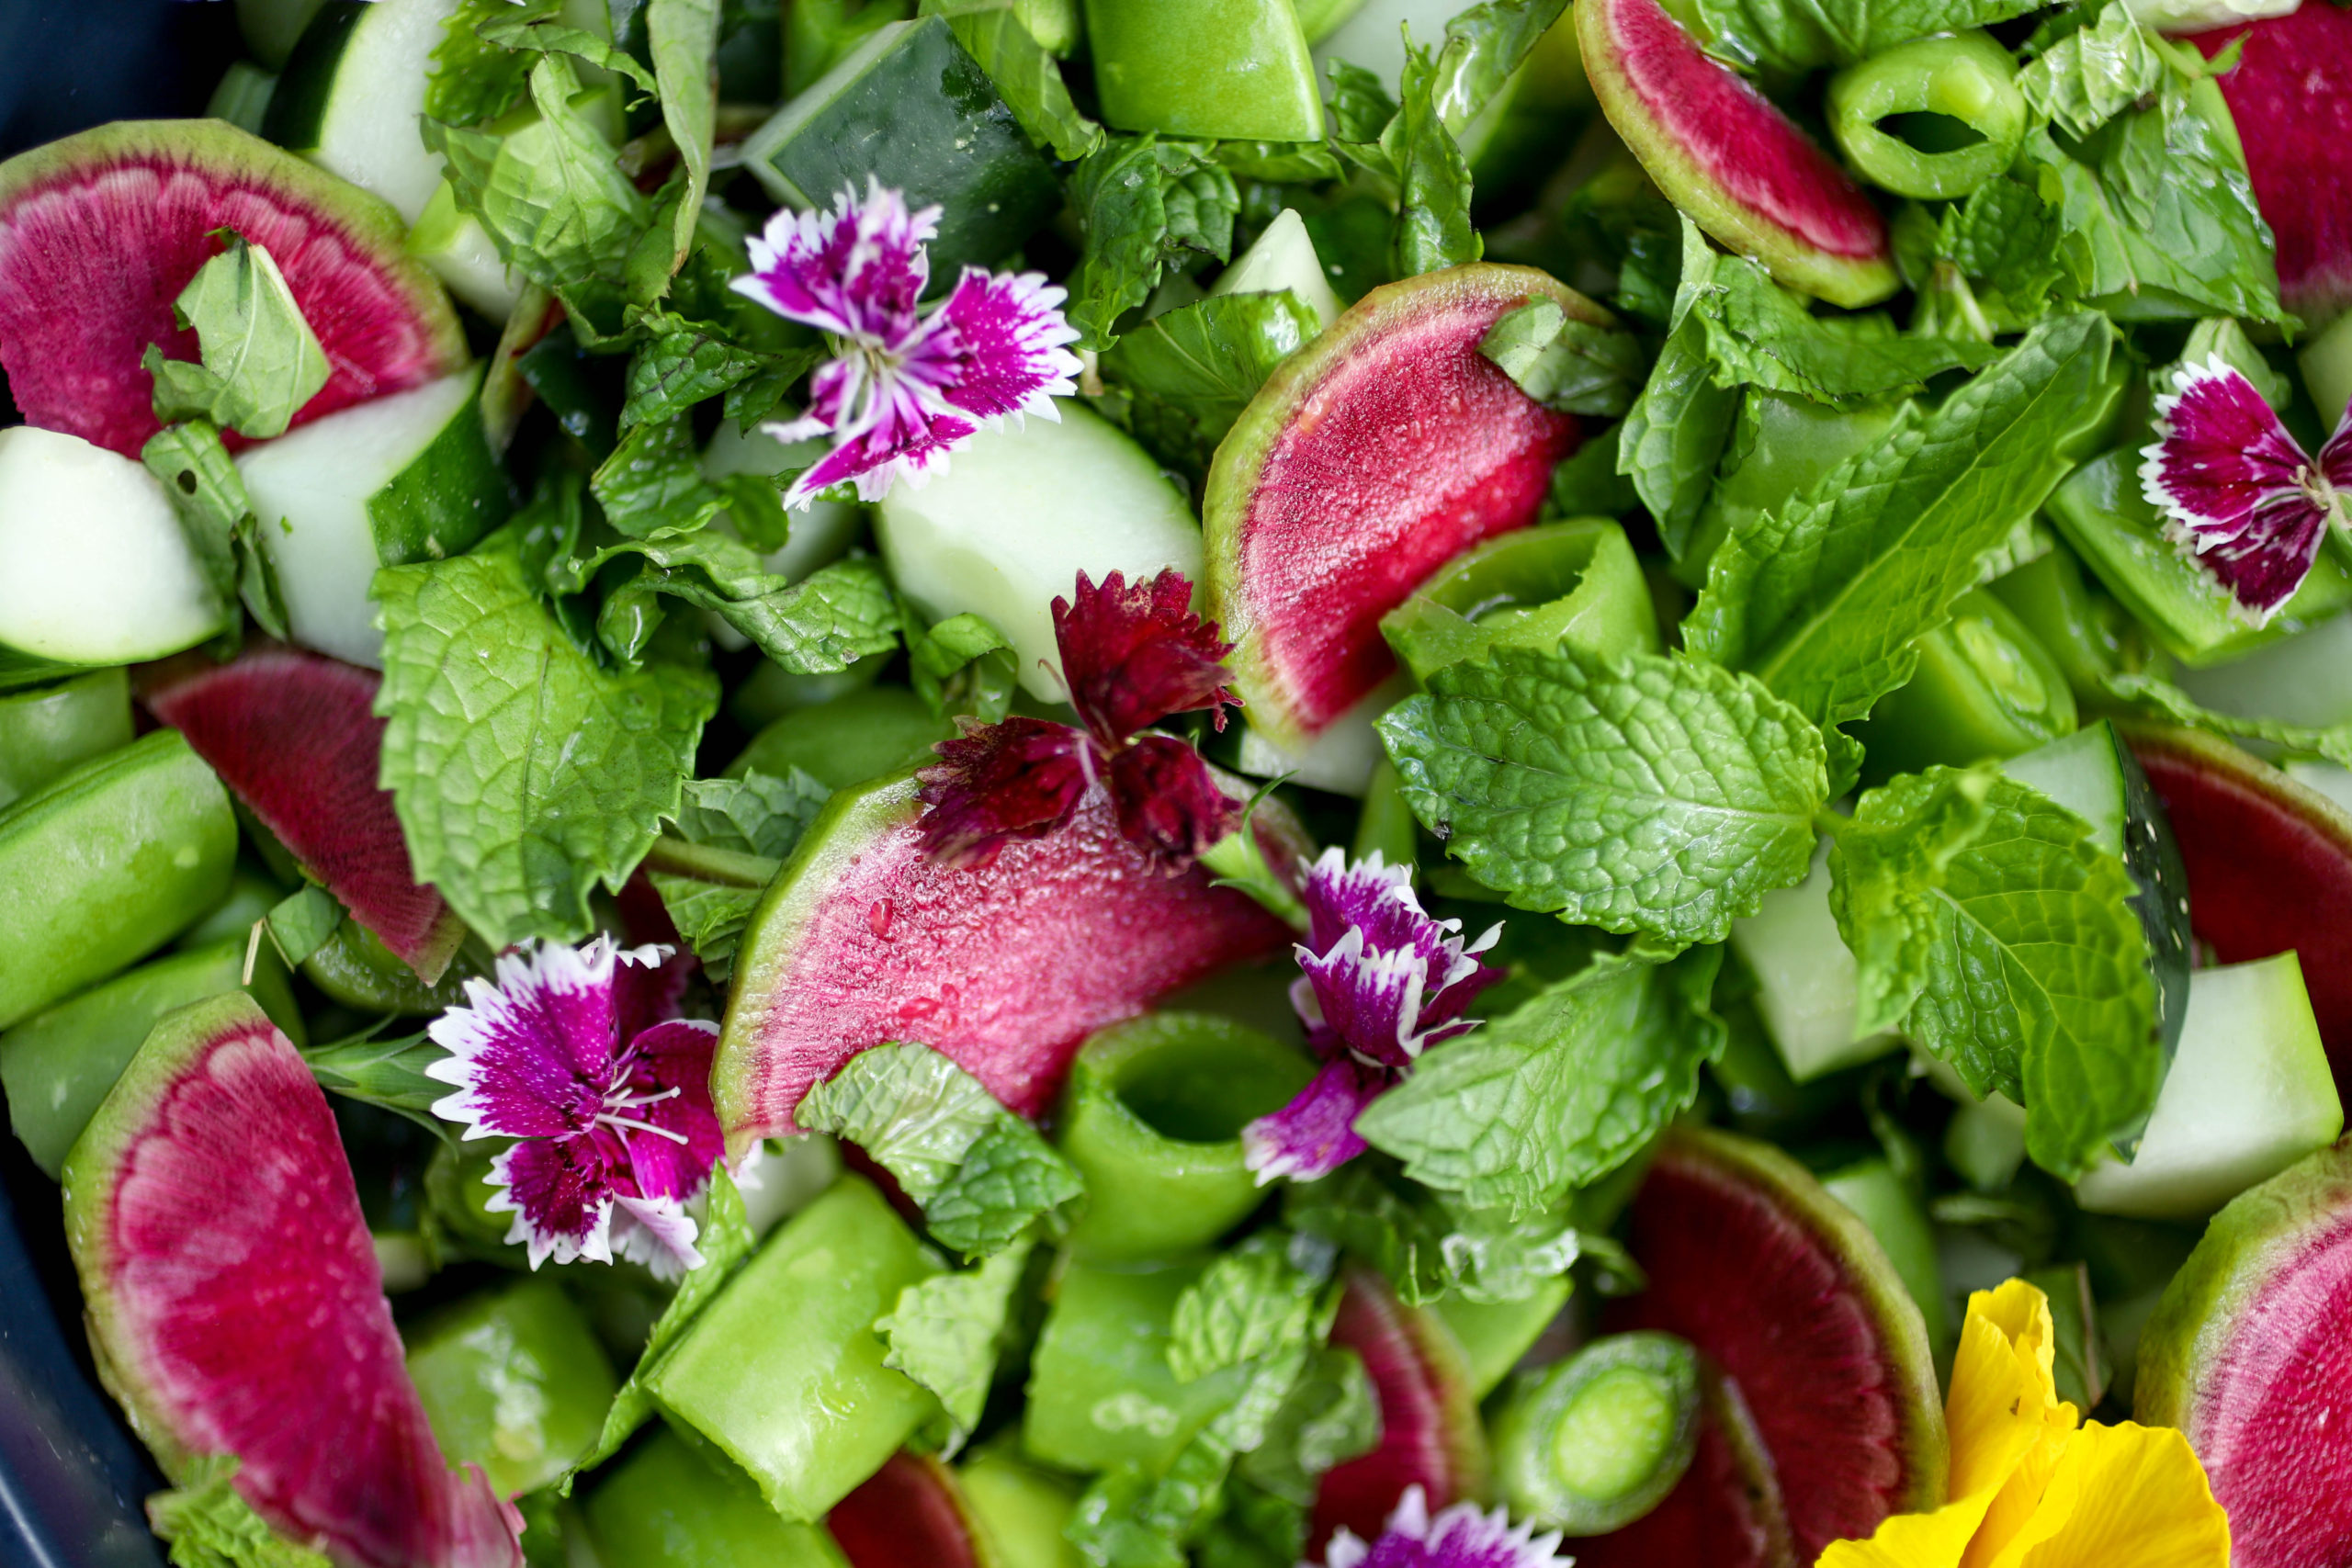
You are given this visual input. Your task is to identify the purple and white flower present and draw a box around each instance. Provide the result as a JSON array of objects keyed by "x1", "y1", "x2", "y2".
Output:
[
  {"x1": 2140, "y1": 355, "x2": 2352, "y2": 622},
  {"x1": 1242, "y1": 851, "x2": 1503, "y2": 1185},
  {"x1": 424, "y1": 936, "x2": 724, "y2": 1280},
  {"x1": 731, "y1": 178, "x2": 1082, "y2": 508},
  {"x1": 1312, "y1": 1486, "x2": 1570, "y2": 1568}
]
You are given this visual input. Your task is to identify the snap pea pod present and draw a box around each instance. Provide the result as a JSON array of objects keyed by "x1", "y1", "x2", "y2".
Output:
[
  {"x1": 1986, "y1": 540, "x2": 2143, "y2": 704},
  {"x1": 407, "y1": 1278, "x2": 618, "y2": 1497},
  {"x1": 1430, "y1": 1279, "x2": 1574, "y2": 1401},
  {"x1": 0, "y1": 729, "x2": 237, "y2": 1029},
  {"x1": 0, "y1": 939, "x2": 300, "y2": 1179},
  {"x1": 302, "y1": 917, "x2": 474, "y2": 1014},
  {"x1": 172, "y1": 858, "x2": 295, "y2": 951},
  {"x1": 1852, "y1": 587, "x2": 2077, "y2": 775},
  {"x1": 1056, "y1": 1012, "x2": 1314, "y2": 1262},
  {"x1": 1081, "y1": 0, "x2": 1322, "y2": 141},
  {"x1": 1381, "y1": 518, "x2": 1658, "y2": 683},
  {"x1": 1494, "y1": 1331, "x2": 1702, "y2": 1534},
  {"x1": 587, "y1": 1427, "x2": 848, "y2": 1567},
  {"x1": 958, "y1": 1442, "x2": 1084, "y2": 1568},
  {"x1": 0, "y1": 666, "x2": 131, "y2": 812},
  {"x1": 1827, "y1": 30, "x2": 2027, "y2": 200}
]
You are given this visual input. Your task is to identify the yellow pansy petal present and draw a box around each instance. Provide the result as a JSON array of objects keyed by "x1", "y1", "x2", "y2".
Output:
[
  {"x1": 1966, "y1": 1403, "x2": 2077, "y2": 1568},
  {"x1": 1820, "y1": 1490, "x2": 2004, "y2": 1568},
  {"x1": 1996, "y1": 1422, "x2": 2231, "y2": 1568},
  {"x1": 1971, "y1": 1279, "x2": 2059, "y2": 1399},
  {"x1": 1944, "y1": 1303, "x2": 2058, "y2": 1500}
]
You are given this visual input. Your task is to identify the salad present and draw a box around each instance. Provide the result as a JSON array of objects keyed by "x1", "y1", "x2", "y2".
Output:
[{"x1": 0, "y1": 0, "x2": 2347, "y2": 1563}]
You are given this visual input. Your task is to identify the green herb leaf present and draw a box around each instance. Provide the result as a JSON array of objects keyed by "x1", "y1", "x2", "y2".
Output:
[
  {"x1": 1686, "y1": 239, "x2": 1996, "y2": 402},
  {"x1": 1065, "y1": 136, "x2": 1242, "y2": 351},
  {"x1": 646, "y1": 0, "x2": 718, "y2": 280},
  {"x1": 1385, "y1": 40, "x2": 1480, "y2": 278},
  {"x1": 1825, "y1": 764, "x2": 2000, "y2": 1035},
  {"x1": 1327, "y1": 61, "x2": 1399, "y2": 145},
  {"x1": 878, "y1": 1236, "x2": 1034, "y2": 1450},
  {"x1": 2019, "y1": 1, "x2": 2165, "y2": 139},
  {"x1": 266, "y1": 885, "x2": 344, "y2": 966},
  {"x1": 933, "y1": 3, "x2": 1103, "y2": 161},
  {"x1": 1478, "y1": 299, "x2": 1646, "y2": 417},
  {"x1": 140, "y1": 420, "x2": 242, "y2": 612},
  {"x1": 374, "y1": 530, "x2": 718, "y2": 949},
  {"x1": 1099, "y1": 290, "x2": 1317, "y2": 475},
  {"x1": 145, "y1": 232, "x2": 331, "y2": 440},
  {"x1": 794, "y1": 1042, "x2": 1084, "y2": 1258},
  {"x1": 1693, "y1": 0, "x2": 2044, "y2": 74},
  {"x1": 474, "y1": 7, "x2": 659, "y2": 95},
  {"x1": 428, "y1": 0, "x2": 545, "y2": 127},
  {"x1": 670, "y1": 767, "x2": 830, "y2": 860},
  {"x1": 303, "y1": 1024, "x2": 456, "y2": 1144},
  {"x1": 1428, "y1": 0, "x2": 1572, "y2": 132},
  {"x1": 1831, "y1": 772, "x2": 2160, "y2": 1179},
  {"x1": 1683, "y1": 311, "x2": 2120, "y2": 752},
  {"x1": 621, "y1": 309, "x2": 808, "y2": 432},
  {"x1": 1377, "y1": 644, "x2": 1829, "y2": 944},
  {"x1": 648, "y1": 868, "x2": 769, "y2": 985},
  {"x1": 2098, "y1": 673, "x2": 2352, "y2": 770},
  {"x1": 1283, "y1": 1159, "x2": 1602, "y2": 1304},
  {"x1": 1168, "y1": 1234, "x2": 1330, "y2": 1384},
  {"x1": 1617, "y1": 313, "x2": 1741, "y2": 558},
  {"x1": 590, "y1": 412, "x2": 729, "y2": 536},
  {"x1": 906, "y1": 609, "x2": 1019, "y2": 724},
  {"x1": 1233, "y1": 1348, "x2": 1381, "y2": 1506},
  {"x1": 148, "y1": 1455, "x2": 333, "y2": 1568},
  {"x1": 1356, "y1": 946, "x2": 1724, "y2": 1215}
]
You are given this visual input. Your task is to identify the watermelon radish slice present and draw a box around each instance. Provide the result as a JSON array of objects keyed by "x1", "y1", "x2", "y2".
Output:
[
  {"x1": 61, "y1": 991, "x2": 518, "y2": 1568},
  {"x1": 1309, "y1": 1266, "x2": 1489, "y2": 1553},
  {"x1": 1596, "y1": 1127, "x2": 1944, "y2": 1562},
  {"x1": 1578, "y1": 0, "x2": 1896, "y2": 309},
  {"x1": 1570, "y1": 1362, "x2": 1796, "y2": 1568},
  {"x1": 712, "y1": 772, "x2": 1298, "y2": 1151},
  {"x1": 2124, "y1": 724, "x2": 2352, "y2": 1100},
  {"x1": 2190, "y1": 3, "x2": 2352, "y2": 324},
  {"x1": 1201, "y1": 265, "x2": 1589, "y2": 752},
  {"x1": 2136, "y1": 1138, "x2": 2352, "y2": 1568},
  {"x1": 144, "y1": 647, "x2": 464, "y2": 985},
  {"x1": 0, "y1": 119, "x2": 466, "y2": 459},
  {"x1": 828, "y1": 1451, "x2": 986, "y2": 1568}
]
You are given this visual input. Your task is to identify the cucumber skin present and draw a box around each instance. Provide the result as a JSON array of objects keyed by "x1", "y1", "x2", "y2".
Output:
[
  {"x1": 262, "y1": 0, "x2": 369, "y2": 152},
  {"x1": 368, "y1": 365, "x2": 513, "y2": 565}
]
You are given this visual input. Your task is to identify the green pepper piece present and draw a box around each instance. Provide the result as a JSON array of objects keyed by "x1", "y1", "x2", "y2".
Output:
[
  {"x1": 408, "y1": 1278, "x2": 618, "y2": 1496},
  {"x1": 959, "y1": 1439, "x2": 1084, "y2": 1568},
  {"x1": 2045, "y1": 448, "x2": 2352, "y2": 666},
  {"x1": 0, "y1": 729, "x2": 237, "y2": 1029},
  {"x1": 1381, "y1": 518, "x2": 1658, "y2": 683},
  {"x1": 648, "y1": 1176, "x2": 944, "y2": 1521},
  {"x1": 1852, "y1": 588, "x2": 2078, "y2": 776},
  {"x1": 1056, "y1": 1013, "x2": 1313, "y2": 1262},
  {"x1": 1081, "y1": 0, "x2": 1323, "y2": 141},
  {"x1": 1827, "y1": 30, "x2": 2027, "y2": 200},
  {"x1": 728, "y1": 685, "x2": 954, "y2": 790},
  {"x1": 1820, "y1": 1157, "x2": 1949, "y2": 1355},
  {"x1": 586, "y1": 1428, "x2": 849, "y2": 1567},
  {"x1": 0, "y1": 939, "x2": 300, "y2": 1179},
  {"x1": 0, "y1": 667, "x2": 131, "y2": 812},
  {"x1": 1430, "y1": 1277, "x2": 1571, "y2": 1401},
  {"x1": 302, "y1": 917, "x2": 474, "y2": 1015},
  {"x1": 1493, "y1": 1331, "x2": 1701, "y2": 1534},
  {"x1": 1022, "y1": 1255, "x2": 1257, "y2": 1474},
  {"x1": 1674, "y1": 392, "x2": 1904, "y2": 587},
  {"x1": 1985, "y1": 541, "x2": 2140, "y2": 703}
]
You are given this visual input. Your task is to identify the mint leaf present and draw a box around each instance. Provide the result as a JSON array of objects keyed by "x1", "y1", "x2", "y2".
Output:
[
  {"x1": 794, "y1": 1042, "x2": 1085, "y2": 1258},
  {"x1": 1099, "y1": 290, "x2": 1317, "y2": 475},
  {"x1": 590, "y1": 413, "x2": 729, "y2": 536},
  {"x1": 1168, "y1": 1234, "x2": 1331, "y2": 1384},
  {"x1": 1385, "y1": 39, "x2": 1480, "y2": 277},
  {"x1": 1825, "y1": 765, "x2": 1999, "y2": 1035},
  {"x1": 671, "y1": 768, "x2": 829, "y2": 859},
  {"x1": 1065, "y1": 137, "x2": 1240, "y2": 351},
  {"x1": 140, "y1": 420, "x2": 245, "y2": 618},
  {"x1": 474, "y1": 6, "x2": 658, "y2": 95},
  {"x1": 878, "y1": 1236, "x2": 1034, "y2": 1450},
  {"x1": 2019, "y1": 2, "x2": 2165, "y2": 139},
  {"x1": 148, "y1": 1456, "x2": 332, "y2": 1568},
  {"x1": 1832, "y1": 773, "x2": 2159, "y2": 1179},
  {"x1": 621, "y1": 309, "x2": 809, "y2": 432},
  {"x1": 1479, "y1": 299, "x2": 1646, "y2": 417},
  {"x1": 145, "y1": 232, "x2": 330, "y2": 440},
  {"x1": 1284, "y1": 1160, "x2": 1602, "y2": 1304},
  {"x1": 1377, "y1": 644, "x2": 1829, "y2": 945},
  {"x1": 645, "y1": 0, "x2": 718, "y2": 279},
  {"x1": 1618, "y1": 313, "x2": 1740, "y2": 558},
  {"x1": 648, "y1": 867, "x2": 767, "y2": 985},
  {"x1": 2097, "y1": 671, "x2": 2352, "y2": 771},
  {"x1": 1234, "y1": 1348, "x2": 1381, "y2": 1506},
  {"x1": 428, "y1": 0, "x2": 543, "y2": 126},
  {"x1": 1694, "y1": 0, "x2": 2043, "y2": 73},
  {"x1": 564, "y1": 1164, "x2": 757, "y2": 1486},
  {"x1": 1683, "y1": 312, "x2": 2120, "y2": 755},
  {"x1": 374, "y1": 531, "x2": 718, "y2": 948},
  {"x1": 265, "y1": 885, "x2": 343, "y2": 966},
  {"x1": 1428, "y1": 0, "x2": 1571, "y2": 132},
  {"x1": 1927, "y1": 177, "x2": 2071, "y2": 329},
  {"x1": 1356, "y1": 946, "x2": 1724, "y2": 1216},
  {"x1": 906, "y1": 609, "x2": 1018, "y2": 724},
  {"x1": 931, "y1": 2, "x2": 1103, "y2": 161}
]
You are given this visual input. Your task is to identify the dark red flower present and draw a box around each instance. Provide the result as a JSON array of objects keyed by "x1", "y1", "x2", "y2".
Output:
[{"x1": 917, "y1": 570, "x2": 1242, "y2": 870}]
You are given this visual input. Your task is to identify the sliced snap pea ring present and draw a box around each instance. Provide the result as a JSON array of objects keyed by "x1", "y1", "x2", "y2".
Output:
[
  {"x1": 1828, "y1": 30, "x2": 2028, "y2": 201},
  {"x1": 1380, "y1": 517, "x2": 1659, "y2": 685},
  {"x1": 1494, "y1": 1329, "x2": 1703, "y2": 1534}
]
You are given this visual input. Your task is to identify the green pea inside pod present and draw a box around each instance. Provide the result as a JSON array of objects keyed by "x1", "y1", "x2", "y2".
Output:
[
  {"x1": 1494, "y1": 1330, "x2": 1702, "y2": 1534},
  {"x1": 1056, "y1": 1012, "x2": 1315, "y2": 1263},
  {"x1": 1380, "y1": 518, "x2": 1659, "y2": 685},
  {"x1": 1852, "y1": 586, "x2": 2078, "y2": 778},
  {"x1": 406, "y1": 1277, "x2": 618, "y2": 1497},
  {"x1": 1827, "y1": 30, "x2": 2028, "y2": 200}
]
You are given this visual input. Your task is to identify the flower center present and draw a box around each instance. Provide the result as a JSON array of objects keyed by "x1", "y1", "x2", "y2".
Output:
[
  {"x1": 2298, "y1": 462, "x2": 2340, "y2": 520},
  {"x1": 596, "y1": 1058, "x2": 689, "y2": 1144}
]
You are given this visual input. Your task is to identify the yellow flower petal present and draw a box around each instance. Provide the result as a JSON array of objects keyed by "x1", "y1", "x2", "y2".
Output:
[
  {"x1": 1819, "y1": 1495, "x2": 1996, "y2": 1568},
  {"x1": 1984, "y1": 1422, "x2": 2231, "y2": 1568}
]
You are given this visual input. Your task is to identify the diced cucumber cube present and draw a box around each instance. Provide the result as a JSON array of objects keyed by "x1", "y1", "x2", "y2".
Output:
[
  {"x1": 1727, "y1": 840, "x2": 1899, "y2": 1083},
  {"x1": 1212, "y1": 209, "x2": 1340, "y2": 333},
  {"x1": 2074, "y1": 953, "x2": 2343, "y2": 1219},
  {"x1": 587, "y1": 1429, "x2": 850, "y2": 1566},
  {"x1": 741, "y1": 17, "x2": 1060, "y2": 276},
  {"x1": 2176, "y1": 609, "x2": 2352, "y2": 731}
]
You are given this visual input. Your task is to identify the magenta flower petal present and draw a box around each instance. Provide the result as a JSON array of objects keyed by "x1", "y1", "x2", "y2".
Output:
[
  {"x1": 916, "y1": 715, "x2": 1095, "y2": 868},
  {"x1": 610, "y1": 1194, "x2": 704, "y2": 1278},
  {"x1": 1300, "y1": 848, "x2": 1418, "y2": 954},
  {"x1": 1055, "y1": 570, "x2": 1239, "y2": 745},
  {"x1": 1293, "y1": 850, "x2": 1504, "y2": 1065},
  {"x1": 1241, "y1": 1055, "x2": 1385, "y2": 1186},
  {"x1": 730, "y1": 178, "x2": 937, "y2": 340},
  {"x1": 615, "y1": 1020, "x2": 725, "y2": 1204},
  {"x1": 1105, "y1": 732, "x2": 1242, "y2": 868},
  {"x1": 1316, "y1": 1488, "x2": 1568, "y2": 1568},
  {"x1": 424, "y1": 937, "x2": 666, "y2": 1140},
  {"x1": 487, "y1": 1135, "x2": 616, "y2": 1269},
  {"x1": 2140, "y1": 356, "x2": 2352, "y2": 622},
  {"x1": 932, "y1": 266, "x2": 1082, "y2": 424}
]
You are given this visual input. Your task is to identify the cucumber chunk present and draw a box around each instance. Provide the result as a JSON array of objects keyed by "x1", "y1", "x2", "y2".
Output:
[
  {"x1": 876, "y1": 404, "x2": 1202, "y2": 702},
  {"x1": 207, "y1": 61, "x2": 280, "y2": 135},
  {"x1": 238, "y1": 367, "x2": 505, "y2": 667},
  {"x1": 2002, "y1": 719, "x2": 2192, "y2": 1074},
  {"x1": 741, "y1": 17, "x2": 1061, "y2": 276},
  {"x1": 408, "y1": 180, "x2": 524, "y2": 321},
  {"x1": 702, "y1": 420, "x2": 865, "y2": 581},
  {"x1": 2175, "y1": 609, "x2": 2352, "y2": 731},
  {"x1": 0, "y1": 427, "x2": 227, "y2": 669},
  {"x1": 587, "y1": 1429, "x2": 849, "y2": 1567},
  {"x1": 2075, "y1": 953, "x2": 2343, "y2": 1219},
  {"x1": 1211, "y1": 209, "x2": 1341, "y2": 333},
  {"x1": 1727, "y1": 840, "x2": 1898, "y2": 1083},
  {"x1": 1232, "y1": 676, "x2": 1405, "y2": 796},
  {"x1": 267, "y1": 0, "x2": 457, "y2": 225}
]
